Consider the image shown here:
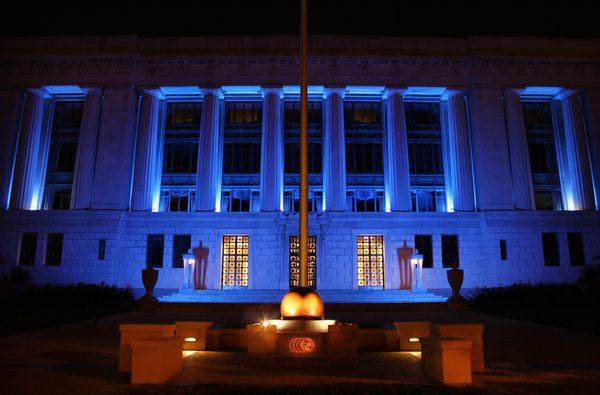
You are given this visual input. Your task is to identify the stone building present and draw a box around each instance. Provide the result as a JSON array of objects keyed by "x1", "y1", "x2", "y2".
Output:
[{"x1": 0, "y1": 35, "x2": 599, "y2": 297}]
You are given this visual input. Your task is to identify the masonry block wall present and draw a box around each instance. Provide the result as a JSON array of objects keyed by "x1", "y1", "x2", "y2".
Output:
[
  {"x1": 1, "y1": 211, "x2": 598, "y2": 292},
  {"x1": 1, "y1": 35, "x2": 600, "y2": 294}
]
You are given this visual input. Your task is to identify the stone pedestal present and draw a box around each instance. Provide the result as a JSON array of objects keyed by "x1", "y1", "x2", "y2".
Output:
[
  {"x1": 393, "y1": 321, "x2": 430, "y2": 351},
  {"x1": 246, "y1": 324, "x2": 277, "y2": 355},
  {"x1": 421, "y1": 337, "x2": 472, "y2": 384},
  {"x1": 130, "y1": 337, "x2": 184, "y2": 384},
  {"x1": 430, "y1": 323, "x2": 484, "y2": 372},
  {"x1": 118, "y1": 324, "x2": 175, "y2": 372},
  {"x1": 175, "y1": 321, "x2": 213, "y2": 351}
]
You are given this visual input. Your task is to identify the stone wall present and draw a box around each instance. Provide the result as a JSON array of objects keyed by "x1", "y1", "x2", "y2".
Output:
[{"x1": 1, "y1": 210, "x2": 597, "y2": 292}]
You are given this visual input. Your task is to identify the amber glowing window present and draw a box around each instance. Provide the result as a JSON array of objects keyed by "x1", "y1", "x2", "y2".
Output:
[
  {"x1": 357, "y1": 235, "x2": 384, "y2": 288},
  {"x1": 221, "y1": 235, "x2": 249, "y2": 288},
  {"x1": 289, "y1": 235, "x2": 317, "y2": 289}
]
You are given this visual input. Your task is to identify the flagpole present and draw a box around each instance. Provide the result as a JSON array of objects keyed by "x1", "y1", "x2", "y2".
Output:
[{"x1": 299, "y1": 0, "x2": 309, "y2": 287}]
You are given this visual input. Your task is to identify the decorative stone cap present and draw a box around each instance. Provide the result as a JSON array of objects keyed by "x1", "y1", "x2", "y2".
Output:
[
  {"x1": 119, "y1": 324, "x2": 176, "y2": 333},
  {"x1": 421, "y1": 337, "x2": 472, "y2": 349},
  {"x1": 131, "y1": 337, "x2": 184, "y2": 349}
]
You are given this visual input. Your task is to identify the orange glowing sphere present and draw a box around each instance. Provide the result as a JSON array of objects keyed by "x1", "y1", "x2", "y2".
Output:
[{"x1": 280, "y1": 286, "x2": 324, "y2": 319}]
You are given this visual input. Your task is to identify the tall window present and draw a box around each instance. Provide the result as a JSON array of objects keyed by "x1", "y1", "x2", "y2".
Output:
[
  {"x1": 345, "y1": 102, "x2": 384, "y2": 212},
  {"x1": 45, "y1": 233, "x2": 64, "y2": 266},
  {"x1": 441, "y1": 235, "x2": 459, "y2": 268},
  {"x1": 221, "y1": 235, "x2": 249, "y2": 289},
  {"x1": 43, "y1": 101, "x2": 84, "y2": 210},
  {"x1": 405, "y1": 102, "x2": 446, "y2": 212},
  {"x1": 284, "y1": 101, "x2": 323, "y2": 213},
  {"x1": 172, "y1": 234, "x2": 191, "y2": 269},
  {"x1": 414, "y1": 235, "x2": 433, "y2": 268},
  {"x1": 19, "y1": 233, "x2": 37, "y2": 266},
  {"x1": 289, "y1": 235, "x2": 317, "y2": 288},
  {"x1": 146, "y1": 234, "x2": 165, "y2": 268},
  {"x1": 160, "y1": 102, "x2": 201, "y2": 212},
  {"x1": 522, "y1": 102, "x2": 562, "y2": 210},
  {"x1": 542, "y1": 232, "x2": 560, "y2": 266},
  {"x1": 357, "y1": 235, "x2": 385, "y2": 289},
  {"x1": 222, "y1": 102, "x2": 262, "y2": 212}
]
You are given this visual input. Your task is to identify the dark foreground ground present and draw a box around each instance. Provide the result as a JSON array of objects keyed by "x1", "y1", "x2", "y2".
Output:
[{"x1": 1, "y1": 304, "x2": 599, "y2": 395}]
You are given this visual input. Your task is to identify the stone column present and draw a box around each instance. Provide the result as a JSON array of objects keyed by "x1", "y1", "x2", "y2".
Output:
[
  {"x1": 559, "y1": 90, "x2": 595, "y2": 210},
  {"x1": 323, "y1": 87, "x2": 347, "y2": 212},
  {"x1": 259, "y1": 87, "x2": 284, "y2": 212},
  {"x1": 71, "y1": 88, "x2": 103, "y2": 209},
  {"x1": 131, "y1": 90, "x2": 163, "y2": 211},
  {"x1": 196, "y1": 88, "x2": 223, "y2": 212},
  {"x1": 468, "y1": 88, "x2": 514, "y2": 210},
  {"x1": 503, "y1": 89, "x2": 535, "y2": 210},
  {"x1": 442, "y1": 91, "x2": 475, "y2": 212},
  {"x1": 583, "y1": 90, "x2": 600, "y2": 210},
  {"x1": 10, "y1": 89, "x2": 49, "y2": 210},
  {"x1": 0, "y1": 89, "x2": 25, "y2": 209},
  {"x1": 383, "y1": 88, "x2": 411, "y2": 212},
  {"x1": 90, "y1": 85, "x2": 138, "y2": 210}
]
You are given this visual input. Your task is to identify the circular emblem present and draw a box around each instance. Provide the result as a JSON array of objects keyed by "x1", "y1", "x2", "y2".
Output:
[{"x1": 289, "y1": 337, "x2": 315, "y2": 354}]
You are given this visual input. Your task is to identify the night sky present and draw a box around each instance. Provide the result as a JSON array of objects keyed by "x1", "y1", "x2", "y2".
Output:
[{"x1": 3, "y1": 0, "x2": 600, "y2": 38}]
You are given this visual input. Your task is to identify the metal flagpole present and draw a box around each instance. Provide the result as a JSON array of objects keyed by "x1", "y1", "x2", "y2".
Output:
[{"x1": 299, "y1": 0, "x2": 309, "y2": 287}]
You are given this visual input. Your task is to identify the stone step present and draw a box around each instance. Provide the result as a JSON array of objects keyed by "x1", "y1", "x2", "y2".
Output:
[{"x1": 158, "y1": 289, "x2": 447, "y2": 303}]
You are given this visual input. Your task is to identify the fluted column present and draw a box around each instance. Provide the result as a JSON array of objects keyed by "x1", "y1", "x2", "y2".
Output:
[
  {"x1": 10, "y1": 89, "x2": 49, "y2": 210},
  {"x1": 559, "y1": 90, "x2": 595, "y2": 210},
  {"x1": 442, "y1": 91, "x2": 475, "y2": 212},
  {"x1": 383, "y1": 88, "x2": 411, "y2": 211},
  {"x1": 0, "y1": 89, "x2": 25, "y2": 210},
  {"x1": 583, "y1": 90, "x2": 600, "y2": 210},
  {"x1": 259, "y1": 87, "x2": 284, "y2": 212},
  {"x1": 323, "y1": 87, "x2": 347, "y2": 212},
  {"x1": 131, "y1": 90, "x2": 163, "y2": 211},
  {"x1": 196, "y1": 88, "x2": 223, "y2": 211},
  {"x1": 71, "y1": 88, "x2": 103, "y2": 209},
  {"x1": 503, "y1": 89, "x2": 535, "y2": 209}
]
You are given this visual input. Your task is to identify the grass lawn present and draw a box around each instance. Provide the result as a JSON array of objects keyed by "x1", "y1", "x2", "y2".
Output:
[
  {"x1": 0, "y1": 283, "x2": 137, "y2": 336},
  {"x1": 468, "y1": 283, "x2": 600, "y2": 337}
]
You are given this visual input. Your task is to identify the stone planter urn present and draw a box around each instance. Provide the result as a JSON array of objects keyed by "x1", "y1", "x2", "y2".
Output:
[
  {"x1": 140, "y1": 267, "x2": 159, "y2": 309},
  {"x1": 446, "y1": 266, "x2": 468, "y2": 310}
]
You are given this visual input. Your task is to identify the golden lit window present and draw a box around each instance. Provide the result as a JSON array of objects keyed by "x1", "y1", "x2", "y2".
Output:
[
  {"x1": 289, "y1": 235, "x2": 317, "y2": 288},
  {"x1": 357, "y1": 235, "x2": 384, "y2": 288},
  {"x1": 221, "y1": 235, "x2": 249, "y2": 289}
]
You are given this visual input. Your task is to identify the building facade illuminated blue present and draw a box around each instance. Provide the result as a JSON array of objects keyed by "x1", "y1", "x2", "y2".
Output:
[{"x1": 0, "y1": 35, "x2": 599, "y2": 297}]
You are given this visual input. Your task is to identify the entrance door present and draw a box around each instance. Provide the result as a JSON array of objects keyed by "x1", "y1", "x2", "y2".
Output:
[
  {"x1": 289, "y1": 235, "x2": 317, "y2": 288},
  {"x1": 357, "y1": 235, "x2": 385, "y2": 289}
]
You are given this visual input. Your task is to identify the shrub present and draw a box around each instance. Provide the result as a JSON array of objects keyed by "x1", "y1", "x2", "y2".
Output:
[{"x1": 577, "y1": 263, "x2": 600, "y2": 295}]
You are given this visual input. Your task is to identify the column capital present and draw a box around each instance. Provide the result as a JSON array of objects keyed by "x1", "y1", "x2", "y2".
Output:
[
  {"x1": 27, "y1": 87, "x2": 52, "y2": 99},
  {"x1": 139, "y1": 88, "x2": 164, "y2": 100},
  {"x1": 554, "y1": 88, "x2": 580, "y2": 100},
  {"x1": 441, "y1": 88, "x2": 467, "y2": 101},
  {"x1": 200, "y1": 87, "x2": 224, "y2": 99},
  {"x1": 261, "y1": 86, "x2": 284, "y2": 99},
  {"x1": 82, "y1": 87, "x2": 103, "y2": 97},
  {"x1": 323, "y1": 86, "x2": 345, "y2": 99},
  {"x1": 383, "y1": 87, "x2": 406, "y2": 100}
]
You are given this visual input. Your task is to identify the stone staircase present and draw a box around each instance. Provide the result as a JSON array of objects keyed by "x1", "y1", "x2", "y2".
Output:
[{"x1": 158, "y1": 289, "x2": 446, "y2": 304}]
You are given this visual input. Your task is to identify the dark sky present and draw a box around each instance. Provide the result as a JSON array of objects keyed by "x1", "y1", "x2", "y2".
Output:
[{"x1": 3, "y1": 0, "x2": 600, "y2": 38}]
